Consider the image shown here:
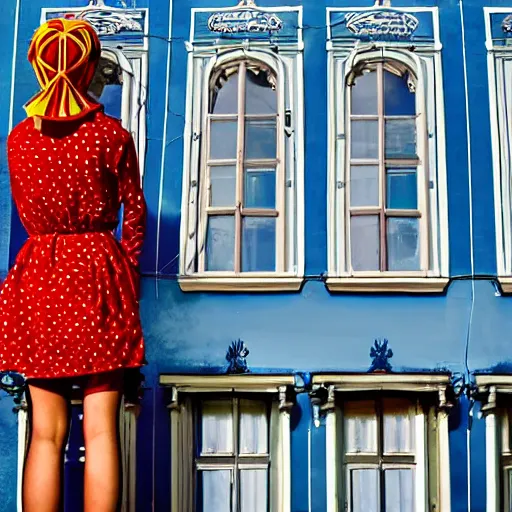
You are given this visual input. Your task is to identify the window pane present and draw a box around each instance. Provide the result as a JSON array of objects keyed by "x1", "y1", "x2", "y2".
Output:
[
  {"x1": 240, "y1": 470, "x2": 268, "y2": 512},
  {"x1": 239, "y1": 399, "x2": 268, "y2": 455},
  {"x1": 244, "y1": 168, "x2": 276, "y2": 209},
  {"x1": 210, "y1": 121, "x2": 238, "y2": 160},
  {"x1": 99, "y1": 84, "x2": 122, "y2": 119},
  {"x1": 385, "y1": 469, "x2": 414, "y2": 512},
  {"x1": 344, "y1": 401, "x2": 378, "y2": 453},
  {"x1": 210, "y1": 166, "x2": 236, "y2": 207},
  {"x1": 351, "y1": 216, "x2": 380, "y2": 271},
  {"x1": 383, "y1": 399, "x2": 415, "y2": 453},
  {"x1": 351, "y1": 469, "x2": 379, "y2": 512},
  {"x1": 201, "y1": 401, "x2": 233, "y2": 454},
  {"x1": 200, "y1": 470, "x2": 232, "y2": 512},
  {"x1": 245, "y1": 119, "x2": 277, "y2": 160},
  {"x1": 242, "y1": 217, "x2": 276, "y2": 272},
  {"x1": 387, "y1": 217, "x2": 420, "y2": 271},
  {"x1": 384, "y1": 70, "x2": 415, "y2": 116},
  {"x1": 385, "y1": 119, "x2": 416, "y2": 159},
  {"x1": 212, "y1": 72, "x2": 239, "y2": 114},
  {"x1": 351, "y1": 120, "x2": 379, "y2": 159},
  {"x1": 206, "y1": 216, "x2": 235, "y2": 271},
  {"x1": 246, "y1": 69, "x2": 276, "y2": 115},
  {"x1": 351, "y1": 166, "x2": 379, "y2": 207},
  {"x1": 351, "y1": 70, "x2": 378, "y2": 115},
  {"x1": 386, "y1": 168, "x2": 417, "y2": 210}
]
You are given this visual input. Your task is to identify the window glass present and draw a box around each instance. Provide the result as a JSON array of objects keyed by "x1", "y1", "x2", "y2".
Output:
[
  {"x1": 88, "y1": 54, "x2": 123, "y2": 119},
  {"x1": 201, "y1": 400, "x2": 233, "y2": 454},
  {"x1": 206, "y1": 217, "x2": 235, "y2": 272},
  {"x1": 351, "y1": 469, "x2": 379, "y2": 512},
  {"x1": 348, "y1": 61, "x2": 421, "y2": 273},
  {"x1": 344, "y1": 401, "x2": 378, "y2": 453},
  {"x1": 204, "y1": 60, "x2": 279, "y2": 274},
  {"x1": 351, "y1": 71, "x2": 378, "y2": 115},
  {"x1": 350, "y1": 216, "x2": 380, "y2": 272},
  {"x1": 385, "y1": 469, "x2": 414, "y2": 512},
  {"x1": 242, "y1": 217, "x2": 276, "y2": 272},
  {"x1": 200, "y1": 470, "x2": 232, "y2": 512},
  {"x1": 211, "y1": 70, "x2": 239, "y2": 114},
  {"x1": 196, "y1": 398, "x2": 271, "y2": 512},
  {"x1": 240, "y1": 470, "x2": 268, "y2": 512}
]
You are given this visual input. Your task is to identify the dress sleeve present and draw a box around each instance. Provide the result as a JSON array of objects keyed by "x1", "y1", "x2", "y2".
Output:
[{"x1": 117, "y1": 133, "x2": 147, "y2": 268}]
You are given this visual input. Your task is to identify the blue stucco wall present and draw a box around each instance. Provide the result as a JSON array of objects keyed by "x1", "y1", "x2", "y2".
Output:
[{"x1": 1, "y1": 0, "x2": 512, "y2": 510}]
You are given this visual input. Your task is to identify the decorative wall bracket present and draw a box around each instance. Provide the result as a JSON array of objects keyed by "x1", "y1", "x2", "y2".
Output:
[
  {"x1": 344, "y1": 10, "x2": 419, "y2": 40},
  {"x1": 369, "y1": 338, "x2": 393, "y2": 373},
  {"x1": 226, "y1": 339, "x2": 250, "y2": 374},
  {"x1": 503, "y1": 15, "x2": 512, "y2": 33},
  {"x1": 208, "y1": 0, "x2": 283, "y2": 35},
  {"x1": 0, "y1": 371, "x2": 26, "y2": 406},
  {"x1": 309, "y1": 385, "x2": 336, "y2": 427}
]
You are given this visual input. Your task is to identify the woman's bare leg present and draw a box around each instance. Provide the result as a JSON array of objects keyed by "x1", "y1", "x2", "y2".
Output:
[
  {"x1": 23, "y1": 384, "x2": 69, "y2": 512},
  {"x1": 83, "y1": 390, "x2": 122, "y2": 512}
]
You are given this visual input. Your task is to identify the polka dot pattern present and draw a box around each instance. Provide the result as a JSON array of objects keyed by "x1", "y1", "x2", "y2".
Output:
[{"x1": 0, "y1": 111, "x2": 146, "y2": 379}]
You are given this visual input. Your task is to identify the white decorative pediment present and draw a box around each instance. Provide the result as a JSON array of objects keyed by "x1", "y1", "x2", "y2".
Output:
[
  {"x1": 345, "y1": 10, "x2": 419, "y2": 39},
  {"x1": 208, "y1": 0, "x2": 283, "y2": 34}
]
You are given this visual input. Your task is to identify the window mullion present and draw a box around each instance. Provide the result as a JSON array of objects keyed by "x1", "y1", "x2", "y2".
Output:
[
  {"x1": 377, "y1": 396, "x2": 385, "y2": 512},
  {"x1": 378, "y1": 64, "x2": 387, "y2": 272},
  {"x1": 235, "y1": 62, "x2": 247, "y2": 274}
]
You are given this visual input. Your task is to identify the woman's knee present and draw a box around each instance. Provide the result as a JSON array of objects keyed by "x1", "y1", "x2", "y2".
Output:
[{"x1": 82, "y1": 391, "x2": 121, "y2": 444}]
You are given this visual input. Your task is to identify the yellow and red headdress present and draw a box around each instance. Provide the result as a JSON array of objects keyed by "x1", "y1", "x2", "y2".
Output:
[{"x1": 25, "y1": 18, "x2": 102, "y2": 121}]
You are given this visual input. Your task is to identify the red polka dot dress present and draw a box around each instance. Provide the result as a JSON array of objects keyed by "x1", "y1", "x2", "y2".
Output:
[{"x1": 0, "y1": 110, "x2": 146, "y2": 379}]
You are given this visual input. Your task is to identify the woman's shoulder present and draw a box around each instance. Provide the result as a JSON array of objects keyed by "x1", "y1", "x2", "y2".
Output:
[{"x1": 95, "y1": 111, "x2": 132, "y2": 143}]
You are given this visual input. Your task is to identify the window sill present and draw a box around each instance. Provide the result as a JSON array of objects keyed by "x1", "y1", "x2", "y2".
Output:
[
  {"x1": 325, "y1": 276, "x2": 449, "y2": 294},
  {"x1": 178, "y1": 275, "x2": 304, "y2": 292},
  {"x1": 498, "y1": 277, "x2": 512, "y2": 294}
]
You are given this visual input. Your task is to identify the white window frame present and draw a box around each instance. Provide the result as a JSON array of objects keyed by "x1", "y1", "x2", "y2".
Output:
[
  {"x1": 160, "y1": 374, "x2": 294, "y2": 512},
  {"x1": 313, "y1": 373, "x2": 452, "y2": 512},
  {"x1": 179, "y1": 7, "x2": 304, "y2": 293},
  {"x1": 485, "y1": 8, "x2": 512, "y2": 292},
  {"x1": 16, "y1": 396, "x2": 139, "y2": 512},
  {"x1": 475, "y1": 375, "x2": 512, "y2": 512},
  {"x1": 326, "y1": 7, "x2": 449, "y2": 294}
]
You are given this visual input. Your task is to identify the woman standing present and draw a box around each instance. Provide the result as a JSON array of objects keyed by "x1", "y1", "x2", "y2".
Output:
[{"x1": 0, "y1": 18, "x2": 146, "y2": 511}]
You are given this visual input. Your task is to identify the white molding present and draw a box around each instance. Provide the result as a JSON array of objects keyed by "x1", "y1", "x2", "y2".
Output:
[
  {"x1": 326, "y1": 41, "x2": 448, "y2": 281},
  {"x1": 325, "y1": 276, "x2": 449, "y2": 293},
  {"x1": 178, "y1": 275, "x2": 303, "y2": 292},
  {"x1": 313, "y1": 373, "x2": 450, "y2": 392},
  {"x1": 437, "y1": 410, "x2": 452, "y2": 511},
  {"x1": 280, "y1": 405, "x2": 292, "y2": 512},
  {"x1": 486, "y1": 412, "x2": 500, "y2": 512},
  {"x1": 326, "y1": 410, "x2": 339, "y2": 512},
  {"x1": 180, "y1": 27, "x2": 305, "y2": 282},
  {"x1": 16, "y1": 404, "x2": 28, "y2": 512},
  {"x1": 160, "y1": 374, "x2": 294, "y2": 391},
  {"x1": 415, "y1": 408, "x2": 427, "y2": 512},
  {"x1": 9, "y1": 0, "x2": 20, "y2": 133}
]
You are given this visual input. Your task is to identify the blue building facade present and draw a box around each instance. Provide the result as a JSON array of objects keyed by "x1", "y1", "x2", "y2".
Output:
[{"x1": 1, "y1": 0, "x2": 512, "y2": 510}]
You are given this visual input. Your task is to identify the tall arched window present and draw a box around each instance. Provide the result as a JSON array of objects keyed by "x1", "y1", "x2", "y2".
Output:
[
  {"x1": 200, "y1": 59, "x2": 282, "y2": 274},
  {"x1": 348, "y1": 61, "x2": 423, "y2": 273},
  {"x1": 181, "y1": 43, "x2": 304, "y2": 292}
]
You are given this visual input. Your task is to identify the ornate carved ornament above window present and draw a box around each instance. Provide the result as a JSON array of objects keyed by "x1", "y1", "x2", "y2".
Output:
[
  {"x1": 207, "y1": 0, "x2": 284, "y2": 35},
  {"x1": 42, "y1": 0, "x2": 148, "y2": 48}
]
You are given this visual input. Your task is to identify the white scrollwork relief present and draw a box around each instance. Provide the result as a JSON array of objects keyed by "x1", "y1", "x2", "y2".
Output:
[
  {"x1": 345, "y1": 10, "x2": 419, "y2": 39},
  {"x1": 77, "y1": 9, "x2": 143, "y2": 35},
  {"x1": 208, "y1": 9, "x2": 283, "y2": 34}
]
